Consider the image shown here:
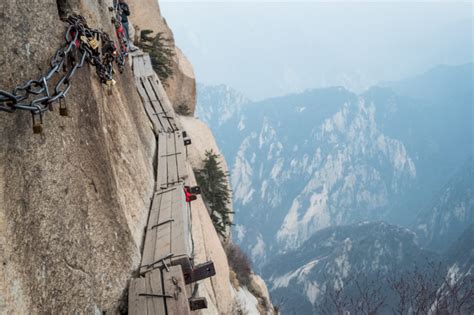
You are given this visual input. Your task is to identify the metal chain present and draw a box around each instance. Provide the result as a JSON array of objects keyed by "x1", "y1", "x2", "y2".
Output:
[
  {"x1": 110, "y1": 2, "x2": 129, "y2": 73},
  {"x1": 0, "y1": 14, "x2": 123, "y2": 133}
]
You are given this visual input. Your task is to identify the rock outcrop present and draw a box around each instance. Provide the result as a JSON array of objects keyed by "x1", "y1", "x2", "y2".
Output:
[
  {"x1": 128, "y1": 0, "x2": 197, "y2": 115},
  {"x1": 0, "y1": 0, "x2": 272, "y2": 314}
]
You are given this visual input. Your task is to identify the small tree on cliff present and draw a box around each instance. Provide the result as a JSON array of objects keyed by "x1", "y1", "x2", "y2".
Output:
[
  {"x1": 196, "y1": 150, "x2": 233, "y2": 238},
  {"x1": 139, "y1": 30, "x2": 175, "y2": 84}
]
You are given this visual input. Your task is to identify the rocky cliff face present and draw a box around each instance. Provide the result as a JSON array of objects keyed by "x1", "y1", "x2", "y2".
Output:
[
  {"x1": 0, "y1": 1, "x2": 272, "y2": 314},
  {"x1": 0, "y1": 1, "x2": 155, "y2": 313}
]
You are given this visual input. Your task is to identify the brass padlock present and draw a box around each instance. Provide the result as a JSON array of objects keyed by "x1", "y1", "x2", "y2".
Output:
[
  {"x1": 106, "y1": 79, "x2": 116, "y2": 86},
  {"x1": 89, "y1": 38, "x2": 99, "y2": 50}
]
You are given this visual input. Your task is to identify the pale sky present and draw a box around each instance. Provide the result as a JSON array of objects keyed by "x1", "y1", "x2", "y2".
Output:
[{"x1": 160, "y1": 1, "x2": 473, "y2": 100}]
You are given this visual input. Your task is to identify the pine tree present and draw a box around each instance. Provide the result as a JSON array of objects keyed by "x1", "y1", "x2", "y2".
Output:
[
  {"x1": 139, "y1": 30, "x2": 175, "y2": 84},
  {"x1": 196, "y1": 150, "x2": 233, "y2": 239}
]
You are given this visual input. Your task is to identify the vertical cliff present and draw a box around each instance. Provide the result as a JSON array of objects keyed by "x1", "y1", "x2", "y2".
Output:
[
  {"x1": 0, "y1": 0, "x2": 272, "y2": 313},
  {"x1": 0, "y1": 1, "x2": 157, "y2": 313}
]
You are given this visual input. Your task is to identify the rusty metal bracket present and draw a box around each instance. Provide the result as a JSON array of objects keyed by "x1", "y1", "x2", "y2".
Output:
[
  {"x1": 189, "y1": 297, "x2": 208, "y2": 310},
  {"x1": 139, "y1": 293, "x2": 173, "y2": 299},
  {"x1": 184, "y1": 261, "x2": 216, "y2": 284},
  {"x1": 151, "y1": 219, "x2": 174, "y2": 230}
]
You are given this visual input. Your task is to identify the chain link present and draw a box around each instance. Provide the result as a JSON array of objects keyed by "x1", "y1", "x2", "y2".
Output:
[
  {"x1": 110, "y1": 3, "x2": 129, "y2": 73},
  {"x1": 0, "y1": 14, "x2": 125, "y2": 133}
]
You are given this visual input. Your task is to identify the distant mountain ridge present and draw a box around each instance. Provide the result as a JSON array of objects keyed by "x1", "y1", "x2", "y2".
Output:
[
  {"x1": 414, "y1": 157, "x2": 473, "y2": 252},
  {"x1": 196, "y1": 63, "x2": 473, "y2": 313}
]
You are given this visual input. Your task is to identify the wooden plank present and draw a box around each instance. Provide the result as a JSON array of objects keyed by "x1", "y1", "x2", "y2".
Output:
[
  {"x1": 141, "y1": 225, "x2": 156, "y2": 272},
  {"x1": 141, "y1": 187, "x2": 177, "y2": 273},
  {"x1": 144, "y1": 77, "x2": 173, "y2": 131},
  {"x1": 162, "y1": 265, "x2": 191, "y2": 315},
  {"x1": 141, "y1": 186, "x2": 192, "y2": 273},
  {"x1": 166, "y1": 133, "x2": 179, "y2": 186},
  {"x1": 153, "y1": 188, "x2": 173, "y2": 267},
  {"x1": 163, "y1": 188, "x2": 190, "y2": 273},
  {"x1": 140, "y1": 77, "x2": 166, "y2": 132},
  {"x1": 148, "y1": 76, "x2": 180, "y2": 132},
  {"x1": 129, "y1": 277, "x2": 147, "y2": 315},
  {"x1": 148, "y1": 75, "x2": 172, "y2": 112},
  {"x1": 174, "y1": 132, "x2": 187, "y2": 180},
  {"x1": 153, "y1": 101, "x2": 174, "y2": 133},
  {"x1": 141, "y1": 54, "x2": 155, "y2": 77},
  {"x1": 157, "y1": 133, "x2": 168, "y2": 189},
  {"x1": 170, "y1": 187, "x2": 192, "y2": 273},
  {"x1": 132, "y1": 56, "x2": 145, "y2": 78},
  {"x1": 131, "y1": 56, "x2": 140, "y2": 77},
  {"x1": 142, "y1": 76, "x2": 158, "y2": 102},
  {"x1": 145, "y1": 269, "x2": 166, "y2": 315},
  {"x1": 135, "y1": 78, "x2": 162, "y2": 133},
  {"x1": 144, "y1": 76, "x2": 174, "y2": 132},
  {"x1": 128, "y1": 278, "x2": 140, "y2": 315},
  {"x1": 141, "y1": 191, "x2": 162, "y2": 271},
  {"x1": 147, "y1": 192, "x2": 163, "y2": 231}
]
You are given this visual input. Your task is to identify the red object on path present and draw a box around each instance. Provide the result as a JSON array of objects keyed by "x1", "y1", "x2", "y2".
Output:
[{"x1": 184, "y1": 186, "x2": 198, "y2": 203}]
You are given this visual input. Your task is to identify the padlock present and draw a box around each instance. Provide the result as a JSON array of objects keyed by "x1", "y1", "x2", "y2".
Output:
[
  {"x1": 59, "y1": 99, "x2": 68, "y2": 116},
  {"x1": 89, "y1": 38, "x2": 99, "y2": 50},
  {"x1": 33, "y1": 123, "x2": 43, "y2": 134},
  {"x1": 106, "y1": 79, "x2": 116, "y2": 86},
  {"x1": 59, "y1": 107, "x2": 68, "y2": 116},
  {"x1": 32, "y1": 114, "x2": 44, "y2": 134}
]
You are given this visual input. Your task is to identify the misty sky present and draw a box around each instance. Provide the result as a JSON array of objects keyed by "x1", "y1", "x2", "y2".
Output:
[{"x1": 160, "y1": 1, "x2": 473, "y2": 100}]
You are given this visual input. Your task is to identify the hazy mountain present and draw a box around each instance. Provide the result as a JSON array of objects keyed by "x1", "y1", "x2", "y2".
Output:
[
  {"x1": 263, "y1": 221, "x2": 438, "y2": 314},
  {"x1": 414, "y1": 157, "x2": 473, "y2": 252},
  {"x1": 195, "y1": 83, "x2": 249, "y2": 129},
  {"x1": 445, "y1": 224, "x2": 474, "y2": 276},
  {"x1": 196, "y1": 63, "x2": 473, "y2": 312}
]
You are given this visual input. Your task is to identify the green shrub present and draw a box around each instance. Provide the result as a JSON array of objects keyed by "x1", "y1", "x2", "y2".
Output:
[
  {"x1": 176, "y1": 102, "x2": 191, "y2": 116},
  {"x1": 196, "y1": 150, "x2": 233, "y2": 239}
]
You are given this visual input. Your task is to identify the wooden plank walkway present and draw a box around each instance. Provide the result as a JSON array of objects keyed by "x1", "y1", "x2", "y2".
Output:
[
  {"x1": 131, "y1": 53, "x2": 182, "y2": 134},
  {"x1": 140, "y1": 185, "x2": 192, "y2": 275},
  {"x1": 128, "y1": 52, "x2": 209, "y2": 315},
  {"x1": 156, "y1": 132, "x2": 188, "y2": 189},
  {"x1": 129, "y1": 266, "x2": 190, "y2": 315}
]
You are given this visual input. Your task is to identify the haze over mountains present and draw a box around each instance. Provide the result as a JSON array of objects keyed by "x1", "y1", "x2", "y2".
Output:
[
  {"x1": 196, "y1": 63, "x2": 473, "y2": 313},
  {"x1": 162, "y1": 1, "x2": 472, "y2": 100}
]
